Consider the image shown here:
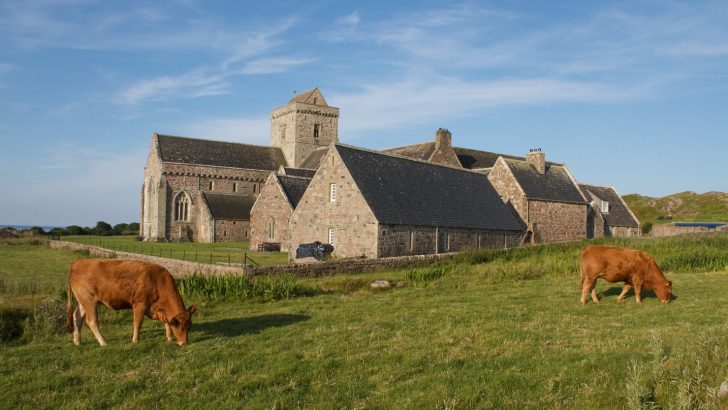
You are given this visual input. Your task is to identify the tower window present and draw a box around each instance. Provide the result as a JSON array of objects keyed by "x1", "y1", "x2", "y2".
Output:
[
  {"x1": 313, "y1": 124, "x2": 321, "y2": 139},
  {"x1": 329, "y1": 183, "x2": 336, "y2": 202},
  {"x1": 280, "y1": 125, "x2": 286, "y2": 141},
  {"x1": 328, "y1": 228, "x2": 335, "y2": 246},
  {"x1": 253, "y1": 184, "x2": 257, "y2": 194},
  {"x1": 209, "y1": 181, "x2": 214, "y2": 191},
  {"x1": 233, "y1": 182, "x2": 238, "y2": 193},
  {"x1": 174, "y1": 192, "x2": 190, "y2": 222}
]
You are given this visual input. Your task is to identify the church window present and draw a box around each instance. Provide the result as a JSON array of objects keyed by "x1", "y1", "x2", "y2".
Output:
[
  {"x1": 233, "y1": 182, "x2": 238, "y2": 193},
  {"x1": 253, "y1": 184, "x2": 257, "y2": 194},
  {"x1": 313, "y1": 124, "x2": 321, "y2": 139},
  {"x1": 328, "y1": 228, "x2": 335, "y2": 246},
  {"x1": 174, "y1": 192, "x2": 190, "y2": 222},
  {"x1": 223, "y1": 230, "x2": 227, "y2": 237},
  {"x1": 313, "y1": 97, "x2": 318, "y2": 105},
  {"x1": 209, "y1": 181, "x2": 214, "y2": 191},
  {"x1": 329, "y1": 183, "x2": 336, "y2": 202},
  {"x1": 280, "y1": 125, "x2": 286, "y2": 141},
  {"x1": 265, "y1": 218, "x2": 275, "y2": 240}
]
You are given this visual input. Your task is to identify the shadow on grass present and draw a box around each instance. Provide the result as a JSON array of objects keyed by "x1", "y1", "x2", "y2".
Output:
[
  {"x1": 193, "y1": 314, "x2": 310, "y2": 341},
  {"x1": 601, "y1": 286, "x2": 678, "y2": 302}
]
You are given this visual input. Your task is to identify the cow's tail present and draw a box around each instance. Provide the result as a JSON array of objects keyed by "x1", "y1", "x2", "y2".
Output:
[
  {"x1": 578, "y1": 262, "x2": 584, "y2": 291},
  {"x1": 65, "y1": 280, "x2": 74, "y2": 333}
]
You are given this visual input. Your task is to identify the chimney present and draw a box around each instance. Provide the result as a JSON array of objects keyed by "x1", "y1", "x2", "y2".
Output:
[
  {"x1": 526, "y1": 148, "x2": 546, "y2": 174},
  {"x1": 435, "y1": 128, "x2": 452, "y2": 149}
]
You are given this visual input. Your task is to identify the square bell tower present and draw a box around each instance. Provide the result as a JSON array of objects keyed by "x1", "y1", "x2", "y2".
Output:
[{"x1": 270, "y1": 88, "x2": 339, "y2": 168}]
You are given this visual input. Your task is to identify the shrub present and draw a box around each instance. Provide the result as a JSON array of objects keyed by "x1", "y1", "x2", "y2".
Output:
[{"x1": 642, "y1": 222, "x2": 654, "y2": 235}]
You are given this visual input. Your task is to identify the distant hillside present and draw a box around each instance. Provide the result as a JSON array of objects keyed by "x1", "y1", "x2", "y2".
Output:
[{"x1": 622, "y1": 191, "x2": 728, "y2": 225}]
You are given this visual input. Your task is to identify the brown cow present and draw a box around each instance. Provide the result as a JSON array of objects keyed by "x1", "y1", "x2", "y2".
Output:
[
  {"x1": 579, "y1": 245, "x2": 672, "y2": 304},
  {"x1": 66, "y1": 259, "x2": 197, "y2": 346}
]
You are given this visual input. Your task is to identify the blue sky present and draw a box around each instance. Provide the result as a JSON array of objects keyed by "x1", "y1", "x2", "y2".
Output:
[{"x1": 1, "y1": 0, "x2": 727, "y2": 226}]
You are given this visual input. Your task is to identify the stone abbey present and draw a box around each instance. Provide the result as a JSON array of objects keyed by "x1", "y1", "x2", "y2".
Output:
[{"x1": 141, "y1": 88, "x2": 639, "y2": 259}]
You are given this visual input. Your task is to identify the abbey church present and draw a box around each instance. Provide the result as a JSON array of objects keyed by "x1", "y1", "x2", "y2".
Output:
[{"x1": 141, "y1": 88, "x2": 639, "y2": 259}]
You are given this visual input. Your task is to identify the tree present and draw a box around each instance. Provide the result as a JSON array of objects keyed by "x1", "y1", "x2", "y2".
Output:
[
  {"x1": 94, "y1": 221, "x2": 112, "y2": 236},
  {"x1": 641, "y1": 222, "x2": 653, "y2": 236},
  {"x1": 112, "y1": 223, "x2": 129, "y2": 236},
  {"x1": 30, "y1": 226, "x2": 46, "y2": 236},
  {"x1": 49, "y1": 227, "x2": 67, "y2": 237},
  {"x1": 66, "y1": 225, "x2": 85, "y2": 236},
  {"x1": 127, "y1": 222, "x2": 140, "y2": 234}
]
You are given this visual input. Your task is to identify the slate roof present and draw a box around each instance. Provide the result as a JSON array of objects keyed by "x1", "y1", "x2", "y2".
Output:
[
  {"x1": 156, "y1": 134, "x2": 287, "y2": 171},
  {"x1": 454, "y1": 147, "x2": 559, "y2": 170},
  {"x1": 283, "y1": 167, "x2": 316, "y2": 178},
  {"x1": 381, "y1": 142, "x2": 436, "y2": 162},
  {"x1": 202, "y1": 193, "x2": 256, "y2": 220},
  {"x1": 579, "y1": 184, "x2": 639, "y2": 227},
  {"x1": 278, "y1": 176, "x2": 312, "y2": 208},
  {"x1": 299, "y1": 147, "x2": 330, "y2": 169},
  {"x1": 504, "y1": 159, "x2": 586, "y2": 204},
  {"x1": 335, "y1": 145, "x2": 524, "y2": 231},
  {"x1": 288, "y1": 88, "x2": 328, "y2": 106}
]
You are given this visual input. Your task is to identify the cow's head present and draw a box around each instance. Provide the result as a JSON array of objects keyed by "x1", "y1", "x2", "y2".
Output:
[
  {"x1": 654, "y1": 280, "x2": 673, "y2": 303},
  {"x1": 168, "y1": 304, "x2": 197, "y2": 346}
]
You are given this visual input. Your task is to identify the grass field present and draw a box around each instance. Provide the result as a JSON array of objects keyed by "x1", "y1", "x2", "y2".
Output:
[
  {"x1": 2, "y1": 236, "x2": 728, "y2": 408},
  {"x1": 62, "y1": 235, "x2": 289, "y2": 266}
]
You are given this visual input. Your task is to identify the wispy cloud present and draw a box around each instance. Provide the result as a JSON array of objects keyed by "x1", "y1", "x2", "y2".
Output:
[
  {"x1": 116, "y1": 70, "x2": 229, "y2": 105},
  {"x1": 236, "y1": 57, "x2": 316, "y2": 75}
]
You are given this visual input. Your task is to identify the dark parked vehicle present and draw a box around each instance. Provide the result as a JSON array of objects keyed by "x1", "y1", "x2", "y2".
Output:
[{"x1": 296, "y1": 241, "x2": 334, "y2": 260}]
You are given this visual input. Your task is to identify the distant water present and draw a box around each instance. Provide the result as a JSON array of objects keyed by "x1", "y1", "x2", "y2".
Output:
[{"x1": 0, "y1": 224, "x2": 62, "y2": 232}]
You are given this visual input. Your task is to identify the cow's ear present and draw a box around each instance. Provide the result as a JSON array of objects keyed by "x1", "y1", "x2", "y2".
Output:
[{"x1": 188, "y1": 304, "x2": 197, "y2": 316}]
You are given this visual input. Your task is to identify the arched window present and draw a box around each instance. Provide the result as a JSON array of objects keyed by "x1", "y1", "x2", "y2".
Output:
[
  {"x1": 174, "y1": 192, "x2": 190, "y2": 222},
  {"x1": 265, "y1": 217, "x2": 275, "y2": 240}
]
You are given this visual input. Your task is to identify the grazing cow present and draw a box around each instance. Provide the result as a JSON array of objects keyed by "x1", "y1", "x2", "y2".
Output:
[
  {"x1": 579, "y1": 245, "x2": 672, "y2": 304},
  {"x1": 66, "y1": 259, "x2": 197, "y2": 346}
]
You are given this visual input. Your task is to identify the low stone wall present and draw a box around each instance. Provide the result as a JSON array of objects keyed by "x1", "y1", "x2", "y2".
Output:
[
  {"x1": 49, "y1": 240, "x2": 459, "y2": 278},
  {"x1": 651, "y1": 224, "x2": 728, "y2": 238}
]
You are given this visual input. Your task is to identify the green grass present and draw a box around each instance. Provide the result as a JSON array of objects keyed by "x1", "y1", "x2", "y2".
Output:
[
  {"x1": 3, "y1": 237, "x2": 728, "y2": 408},
  {"x1": 624, "y1": 191, "x2": 728, "y2": 226},
  {"x1": 63, "y1": 235, "x2": 289, "y2": 266}
]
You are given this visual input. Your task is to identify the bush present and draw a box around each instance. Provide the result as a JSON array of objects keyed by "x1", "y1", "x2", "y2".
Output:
[{"x1": 642, "y1": 222, "x2": 654, "y2": 235}]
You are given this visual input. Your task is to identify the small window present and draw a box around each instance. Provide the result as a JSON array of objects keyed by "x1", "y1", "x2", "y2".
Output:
[
  {"x1": 329, "y1": 183, "x2": 336, "y2": 202},
  {"x1": 209, "y1": 181, "x2": 214, "y2": 191},
  {"x1": 280, "y1": 125, "x2": 286, "y2": 141},
  {"x1": 447, "y1": 233, "x2": 453, "y2": 251},
  {"x1": 223, "y1": 230, "x2": 227, "y2": 237},
  {"x1": 233, "y1": 182, "x2": 238, "y2": 193},
  {"x1": 265, "y1": 218, "x2": 275, "y2": 240},
  {"x1": 328, "y1": 228, "x2": 335, "y2": 246},
  {"x1": 409, "y1": 230, "x2": 415, "y2": 251},
  {"x1": 253, "y1": 184, "x2": 257, "y2": 194},
  {"x1": 313, "y1": 124, "x2": 321, "y2": 139},
  {"x1": 601, "y1": 201, "x2": 610, "y2": 213}
]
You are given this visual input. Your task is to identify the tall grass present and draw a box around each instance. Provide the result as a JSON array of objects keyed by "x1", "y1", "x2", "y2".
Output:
[{"x1": 176, "y1": 273, "x2": 323, "y2": 300}]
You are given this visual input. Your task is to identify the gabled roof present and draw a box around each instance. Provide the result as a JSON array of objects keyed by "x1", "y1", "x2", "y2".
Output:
[
  {"x1": 288, "y1": 88, "x2": 328, "y2": 106},
  {"x1": 579, "y1": 184, "x2": 639, "y2": 228},
  {"x1": 454, "y1": 147, "x2": 559, "y2": 170},
  {"x1": 504, "y1": 159, "x2": 586, "y2": 204},
  {"x1": 299, "y1": 146, "x2": 330, "y2": 169},
  {"x1": 202, "y1": 193, "x2": 256, "y2": 220},
  {"x1": 335, "y1": 145, "x2": 524, "y2": 231},
  {"x1": 381, "y1": 142, "x2": 436, "y2": 162},
  {"x1": 156, "y1": 134, "x2": 287, "y2": 171},
  {"x1": 278, "y1": 176, "x2": 312, "y2": 208},
  {"x1": 283, "y1": 167, "x2": 316, "y2": 178}
]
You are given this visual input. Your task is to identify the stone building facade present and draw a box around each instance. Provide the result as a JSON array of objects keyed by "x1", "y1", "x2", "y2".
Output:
[
  {"x1": 288, "y1": 145, "x2": 524, "y2": 260},
  {"x1": 579, "y1": 184, "x2": 640, "y2": 238}
]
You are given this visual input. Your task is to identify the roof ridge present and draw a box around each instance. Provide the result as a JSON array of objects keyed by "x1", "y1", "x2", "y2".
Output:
[
  {"x1": 278, "y1": 174, "x2": 313, "y2": 181},
  {"x1": 335, "y1": 143, "x2": 486, "y2": 174},
  {"x1": 155, "y1": 133, "x2": 274, "y2": 150},
  {"x1": 203, "y1": 192, "x2": 256, "y2": 198},
  {"x1": 380, "y1": 141, "x2": 434, "y2": 151},
  {"x1": 579, "y1": 182, "x2": 615, "y2": 190}
]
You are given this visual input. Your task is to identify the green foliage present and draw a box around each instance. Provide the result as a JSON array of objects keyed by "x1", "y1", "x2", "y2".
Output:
[
  {"x1": 406, "y1": 266, "x2": 448, "y2": 287},
  {"x1": 176, "y1": 273, "x2": 323, "y2": 300},
  {"x1": 94, "y1": 221, "x2": 113, "y2": 236},
  {"x1": 65, "y1": 225, "x2": 87, "y2": 235},
  {"x1": 641, "y1": 221, "x2": 653, "y2": 235},
  {"x1": 623, "y1": 191, "x2": 728, "y2": 226},
  {"x1": 0, "y1": 307, "x2": 28, "y2": 343},
  {"x1": 49, "y1": 227, "x2": 67, "y2": 237},
  {"x1": 111, "y1": 223, "x2": 128, "y2": 235},
  {"x1": 23, "y1": 297, "x2": 68, "y2": 341}
]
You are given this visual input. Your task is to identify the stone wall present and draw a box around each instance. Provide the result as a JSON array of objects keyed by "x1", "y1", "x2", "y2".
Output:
[
  {"x1": 250, "y1": 174, "x2": 294, "y2": 252},
  {"x1": 609, "y1": 226, "x2": 640, "y2": 237},
  {"x1": 270, "y1": 99, "x2": 339, "y2": 168},
  {"x1": 377, "y1": 224, "x2": 522, "y2": 257},
  {"x1": 586, "y1": 207, "x2": 606, "y2": 239},
  {"x1": 528, "y1": 200, "x2": 587, "y2": 243},
  {"x1": 214, "y1": 219, "x2": 250, "y2": 242},
  {"x1": 289, "y1": 148, "x2": 379, "y2": 260},
  {"x1": 651, "y1": 224, "x2": 727, "y2": 237},
  {"x1": 488, "y1": 159, "x2": 528, "y2": 221}
]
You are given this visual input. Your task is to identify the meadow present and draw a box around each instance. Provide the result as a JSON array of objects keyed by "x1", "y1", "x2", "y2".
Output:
[
  {"x1": 2, "y1": 235, "x2": 728, "y2": 408},
  {"x1": 62, "y1": 235, "x2": 289, "y2": 266}
]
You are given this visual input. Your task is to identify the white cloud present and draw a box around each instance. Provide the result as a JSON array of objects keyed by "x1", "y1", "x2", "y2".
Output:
[
  {"x1": 116, "y1": 69, "x2": 229, "y2": 105},
  {"x1": 236, "y1": 57, "x2": 316, "y2": 75}
]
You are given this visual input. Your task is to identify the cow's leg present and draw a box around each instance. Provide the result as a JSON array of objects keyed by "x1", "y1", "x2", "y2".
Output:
[
  {"x1": 165, "y1": 323, "x2": 173, "y2": 342},
  {"x1": 72, "y1": 304, "x2": 86, "y2": 346},
  {"x1": 581, "y1": 278, "x2": 597, "y2": 304},
  {"x1": 617, "y1": 284, "x2": 632, "y2": 302},
  {"x1": 590, "y1": 280, "x2": 600, "y2": 304},
  {"x1": 634, "y1": 283, "x2": 643, "y2": 304},
  {"x1": 85, "y1": 303, "x2": 108, "y2": 346},
  {"x1": 132, "y1": 305, "x2": 146, "y2": 344}
]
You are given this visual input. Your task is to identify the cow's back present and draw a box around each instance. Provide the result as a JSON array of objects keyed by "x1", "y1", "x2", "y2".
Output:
[
  {"x1": 580, "y1": 245, "x2": 643, "y2": 283},
  {"x1": 69, "y1": 259, "x2": 171, "y2": 308}
]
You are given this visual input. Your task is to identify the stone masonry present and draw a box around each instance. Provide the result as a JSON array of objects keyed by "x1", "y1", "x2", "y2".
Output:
[{"x1": 250, "y1": 173, "x2": 295, "y2": 252}]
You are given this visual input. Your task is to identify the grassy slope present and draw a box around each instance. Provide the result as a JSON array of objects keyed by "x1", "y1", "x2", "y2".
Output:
[
  {"x1": 2, "y1": 239, "x2": 728, "y2": 408},
  {"x1": 63, "y1": 235, "x2": 289, "y2": 266},
  {"x1": 623, "y1": 191, "x2": 728, "y2": 226}
]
